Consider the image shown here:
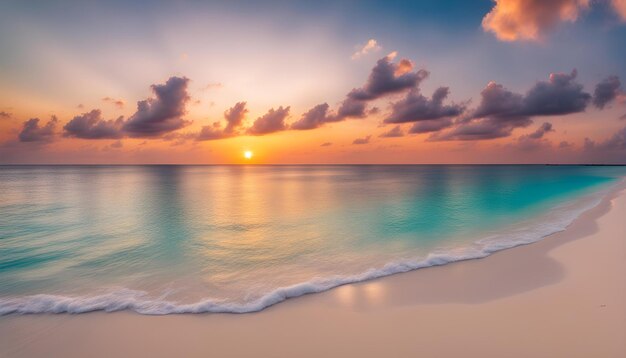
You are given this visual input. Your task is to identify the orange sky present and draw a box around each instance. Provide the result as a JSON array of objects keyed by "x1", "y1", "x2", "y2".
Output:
[{"x1": 1, "y1": 0, "x2": 625, "y2": 164}]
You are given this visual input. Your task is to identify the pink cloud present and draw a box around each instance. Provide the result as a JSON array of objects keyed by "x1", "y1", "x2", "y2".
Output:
[{"x1": 482, "y1": 0, "x2": 590, "y2": 42}]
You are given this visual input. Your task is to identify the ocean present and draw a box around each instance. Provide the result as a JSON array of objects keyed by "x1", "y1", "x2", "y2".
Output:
[{"x1": 0, "y1": 165, "x2": 624, "y2": 314}]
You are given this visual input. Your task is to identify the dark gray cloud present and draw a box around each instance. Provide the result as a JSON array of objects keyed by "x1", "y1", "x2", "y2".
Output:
[
  {"x1": 291, "y1": 97, "x2": 369, "y2": 131},
  {"x1": 471, "y1": 81, "x2": 525, "y2": 119},
  {"x1": 286, "y1": 55, "x2": 423, "y2": 131},
  {"x1": 285, "y1": 56, "x2": 411, "y2": 131},
  {"x1": 522, "y1": 70, "x2": 590, "y2": 116},
  {"x1": 603, "y1": 130, "x2": 625, "y2": 149},
  {"x1": 196, "y1": 102, "x2": 248, "y2": 141},
  {"x1": 63, "y1": 109, "x2": 124, "y2": 139},
  {"x1": 409, "y1": 118, "x2": 454, "y2": 134},
  {"x1": 385, "y1": 87, "x2": 465, "y2": 123},
  {"x1": 123, "y1": 76, "x2": 191, "y2": 137},
  {"x1": 320, "y1": 142, "x2": 332, "y2": 146},
  {"x1": 431, "y1": 116, "x2": 532, "y2": 141},
  {"x1": 431, "y1": 81, "x2": 530, "y2": 140},
  {"x1": 472, "y1": 71, "x2": 590, "y2": 119},
  {"x1": 379, "y1": 125, "x2": 404, "y2": 138},
  {"x1": 514, "y1": 122, "x2": 554, "y2": 151},
  {"x1": 0, "y1": 111, "x2": 11, "y2": 119},
  {"x1": 291, "y1": 103, "x2": 330, "y2": 130},
  {"x1": 223, "y1": 101, "x2": 248, "y2": 134},
  {"x1": 352, "y1": 135, "x2": 371, "y2": 145},
  {"x1": 247, "y1": 106, "x2": 290, "y2": 135},
  {"x1": 432, "y1": 71, "x2": 589, "y2": 141},
  {"x1": 526, "y1": 122, "x2": 554, "y2": 139},
  {"x1": 334, "y1": 98, "x2": 367, "y2": 121},
  {"x1": 592, "y1": 76, "x2": 622, "y2": 109},
  {"x1": 18, "y1": 116, "x2": 58, "y2": 143},
  {"x1": 347, "y1": 55, "x2": 428, "y2": 101},
  {"x1": 585, "y1": 125, "x2": 626, "y2": 151}
]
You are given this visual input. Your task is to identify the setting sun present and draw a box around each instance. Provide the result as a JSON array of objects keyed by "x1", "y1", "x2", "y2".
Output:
[{"x1": 244, "y1": 150, "x2": 253, "y2": 160}]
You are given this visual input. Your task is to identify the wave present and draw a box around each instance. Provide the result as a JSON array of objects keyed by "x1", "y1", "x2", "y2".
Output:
[{"x1": 0, "y1": 181, "x2": 619, "y2": 315}]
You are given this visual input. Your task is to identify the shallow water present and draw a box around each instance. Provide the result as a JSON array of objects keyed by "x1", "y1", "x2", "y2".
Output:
[{"x1": 0, "y1": 165, "x2": 624, "y2": 314}]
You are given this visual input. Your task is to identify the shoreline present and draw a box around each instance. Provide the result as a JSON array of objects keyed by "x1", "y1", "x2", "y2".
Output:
[{"x1": 1, "y1": 183, "x2": 625, "y2": 356}]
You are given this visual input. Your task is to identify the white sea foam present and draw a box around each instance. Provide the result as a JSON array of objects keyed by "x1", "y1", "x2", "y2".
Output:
[{"x1": 0, "y1": 182, "x2": 617, "y2": 316}]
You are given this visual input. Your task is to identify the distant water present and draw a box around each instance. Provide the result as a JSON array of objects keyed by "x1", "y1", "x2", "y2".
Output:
[{"x1": 0, "y1": 165, "x2": 624, "y2": 314}]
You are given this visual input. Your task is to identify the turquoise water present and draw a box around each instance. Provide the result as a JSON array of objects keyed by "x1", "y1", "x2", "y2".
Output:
[{"x1": 0, "y1": 165, "x2": 624, "y2": 314}]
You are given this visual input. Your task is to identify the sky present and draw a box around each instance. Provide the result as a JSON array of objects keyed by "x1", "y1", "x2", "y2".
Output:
[{"x1": 1, "y1": 0, "x2": 625, "y2": 164}]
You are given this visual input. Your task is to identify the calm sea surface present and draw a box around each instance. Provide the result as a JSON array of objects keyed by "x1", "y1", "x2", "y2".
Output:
[{"x1": 0, "y1": 165, "x2": 624, "y2": 314}]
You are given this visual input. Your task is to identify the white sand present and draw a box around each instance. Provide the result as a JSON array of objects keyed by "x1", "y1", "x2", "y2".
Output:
[{"x1": 1, "y1": 186, "x2": 625, "y2": 358}]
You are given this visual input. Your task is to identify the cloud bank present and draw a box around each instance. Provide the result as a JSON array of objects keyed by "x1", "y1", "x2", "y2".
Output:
[
  {"x1": 430, "y1": 70, "x2": 591, "y2": 141},
  {"x1": 6, "y1": 53, "x2": 624, "y2": 163}
]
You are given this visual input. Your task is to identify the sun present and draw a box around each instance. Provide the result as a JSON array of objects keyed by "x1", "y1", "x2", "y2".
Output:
[{"x1": 243, "y1": 150, "x2": 253, "y2": 160}]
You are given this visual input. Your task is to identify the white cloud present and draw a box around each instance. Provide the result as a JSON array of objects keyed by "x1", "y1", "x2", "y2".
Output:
[{"x1": 351, "y1": 39, "x2": 381, "y2": 59}]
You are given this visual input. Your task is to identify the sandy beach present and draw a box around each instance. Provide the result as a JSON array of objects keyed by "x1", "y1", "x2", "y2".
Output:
[{"x1": 1, "y1": 185, "x2": 624, "y2": 358}]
